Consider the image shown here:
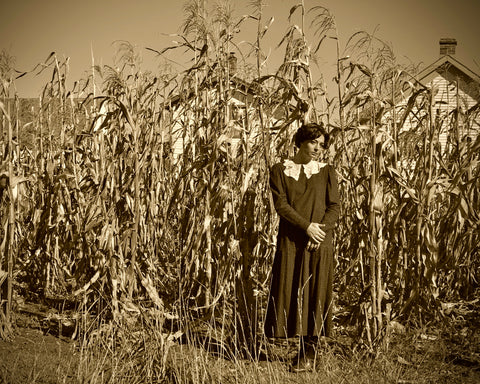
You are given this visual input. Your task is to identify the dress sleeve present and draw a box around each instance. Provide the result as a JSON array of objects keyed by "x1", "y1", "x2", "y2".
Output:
[
  {"x1": 270, "y1": 164, "x2": 311, "y2": 231},
  {"x1": 321, "y1": 164, "x2": 341, "y2": 231}
]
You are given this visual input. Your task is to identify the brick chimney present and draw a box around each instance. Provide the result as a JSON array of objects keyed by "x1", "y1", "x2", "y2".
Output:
[
  {"x1": 439, "y1": 38, "x2": 457, "y2": 56},
  {"x1": 228, "y1": 52, "x2": 237, "y2": 75}
]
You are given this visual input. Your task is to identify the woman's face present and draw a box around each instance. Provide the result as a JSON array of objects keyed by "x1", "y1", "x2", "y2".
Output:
[{"x1": 299, "y1": 136, "x2": 325, "y2": 160}]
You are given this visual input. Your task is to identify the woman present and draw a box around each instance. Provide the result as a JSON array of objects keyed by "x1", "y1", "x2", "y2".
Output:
[{"x1": 264, "y1": 123, "x2": 340, "y2": 370}]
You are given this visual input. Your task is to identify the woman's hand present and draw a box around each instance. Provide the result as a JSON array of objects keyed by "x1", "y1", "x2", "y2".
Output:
[
  {"x1": 306, "y1": 222, "x2": 326, "y2": 244},
  {"x1": 307, "y1": 240, "x2": 320, "y2": 252}
]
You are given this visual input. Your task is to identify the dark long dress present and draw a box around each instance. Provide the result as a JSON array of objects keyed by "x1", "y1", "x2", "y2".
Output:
[{"x1": 264, "y1": 160, "x2": 340, "y2": 338}]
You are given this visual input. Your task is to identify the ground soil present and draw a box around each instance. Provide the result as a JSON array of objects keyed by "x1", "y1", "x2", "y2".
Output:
[
  {"x1": 1, "y1": 301, "x2": 480, "y2": 384},
  {"x1": 0, "y1": 311, "x2": 78, "y2": 384}
]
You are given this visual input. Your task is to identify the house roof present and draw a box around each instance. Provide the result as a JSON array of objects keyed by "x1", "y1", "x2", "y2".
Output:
[
  {"x1": 413, "y1": 54, "x2": 480, "y2": 102},
  {"x1": 416, "y1": 55, "x2": 480, "y2": 84},
  {"x1": 377, "y1": 52, "x2": 480, "y2": 129},
  {"x1": 162, "y1": 73, "x2": 299, "y2": 124},
  {"x1": 163, "y1": 75, "x2": 259, "y2": 111}
]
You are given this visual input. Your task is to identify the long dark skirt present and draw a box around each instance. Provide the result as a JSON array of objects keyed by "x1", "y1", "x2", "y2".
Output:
[{"x1": 264, "y1": 237, "x2": 334, "y2": 338}]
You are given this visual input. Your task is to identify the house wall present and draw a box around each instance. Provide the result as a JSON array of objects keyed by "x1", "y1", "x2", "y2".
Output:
[
  {"x1": 168, "y1": 98, "x2": 258, "y2": 161},
  {"x1": 388, "y1": 72, "x2": 479, "y2": 154},
  {"x1": 165, "y1": 85, "x2": 257, "y2": 161},
  {"x1": 430, "y1": 74, "x2": 479, "y2": 151},
  {"x1": 165, "y1": 87, "x2": 291, "y2": 162}
]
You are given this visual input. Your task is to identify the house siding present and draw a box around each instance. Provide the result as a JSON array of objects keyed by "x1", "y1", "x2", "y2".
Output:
[{"x1": 386, "y1": 67, "x2": 479, "y2": 154}]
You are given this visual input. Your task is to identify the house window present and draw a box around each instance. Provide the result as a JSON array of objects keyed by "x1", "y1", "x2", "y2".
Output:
[{"x1": 229, "y1": 105, "x2": 246, "y2": 139}]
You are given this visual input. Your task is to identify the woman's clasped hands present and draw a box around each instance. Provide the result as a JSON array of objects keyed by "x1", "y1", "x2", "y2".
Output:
[{"x1": 306, "y1": 222, "x2": 326, "y2": 252}]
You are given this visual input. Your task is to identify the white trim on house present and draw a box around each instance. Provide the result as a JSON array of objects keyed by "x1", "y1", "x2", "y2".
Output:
[{"x1": 384, "y1": 53, "x2": 480, "y2": 154}]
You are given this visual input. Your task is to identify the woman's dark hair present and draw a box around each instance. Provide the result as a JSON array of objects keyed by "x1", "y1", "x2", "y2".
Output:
[{"x1": 294, "y1": 123, "x2": 329, "y2": 149}]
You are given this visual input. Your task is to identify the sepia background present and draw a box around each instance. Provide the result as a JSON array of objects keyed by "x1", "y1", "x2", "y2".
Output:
[{"x1": 1, "y1": 0, "x2": 479, "y2": 97}]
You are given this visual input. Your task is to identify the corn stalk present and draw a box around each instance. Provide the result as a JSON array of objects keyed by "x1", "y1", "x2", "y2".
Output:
[{"x1": 2, "y1": 3, "x2": 479, "y2": 357}]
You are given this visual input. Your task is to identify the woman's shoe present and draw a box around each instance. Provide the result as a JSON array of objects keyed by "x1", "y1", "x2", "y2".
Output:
[{"x1": 290, "y1": 356, "x2": 314, "y2": 373}]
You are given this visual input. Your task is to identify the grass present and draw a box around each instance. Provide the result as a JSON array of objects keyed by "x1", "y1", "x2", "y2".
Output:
[
  {"x1": 1, "y1": 2, "x2": 479, "y2": 383},
  {"x1": 1, "y1": 307, "x2": 479, "y2": 384}
]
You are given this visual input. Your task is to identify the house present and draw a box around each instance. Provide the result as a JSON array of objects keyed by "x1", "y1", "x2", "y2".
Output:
[
  {"x1": 163, "y1": 53, "x2": 299, "y2": 161},
  {"x1": 391, "y1": 39, "x2": 480, "y2": 153},
  {"x1": 164, "y1": 72, "x2": 253, "y2": 159}
]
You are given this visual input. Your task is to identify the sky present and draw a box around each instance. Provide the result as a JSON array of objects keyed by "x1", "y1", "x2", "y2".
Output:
[{"x1": 1, "y1": 0, "x2": 479, "y2": 97}]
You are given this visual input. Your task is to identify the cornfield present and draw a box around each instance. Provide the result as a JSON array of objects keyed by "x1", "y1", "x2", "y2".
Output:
[{"x1": 1, "y1": 0, "x2": 479, "y2": 372}]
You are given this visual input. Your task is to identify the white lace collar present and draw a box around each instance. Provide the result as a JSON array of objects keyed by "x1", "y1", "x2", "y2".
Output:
[{"x1": 283, "y1": 159, "x2": 327, "y2": 181}]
